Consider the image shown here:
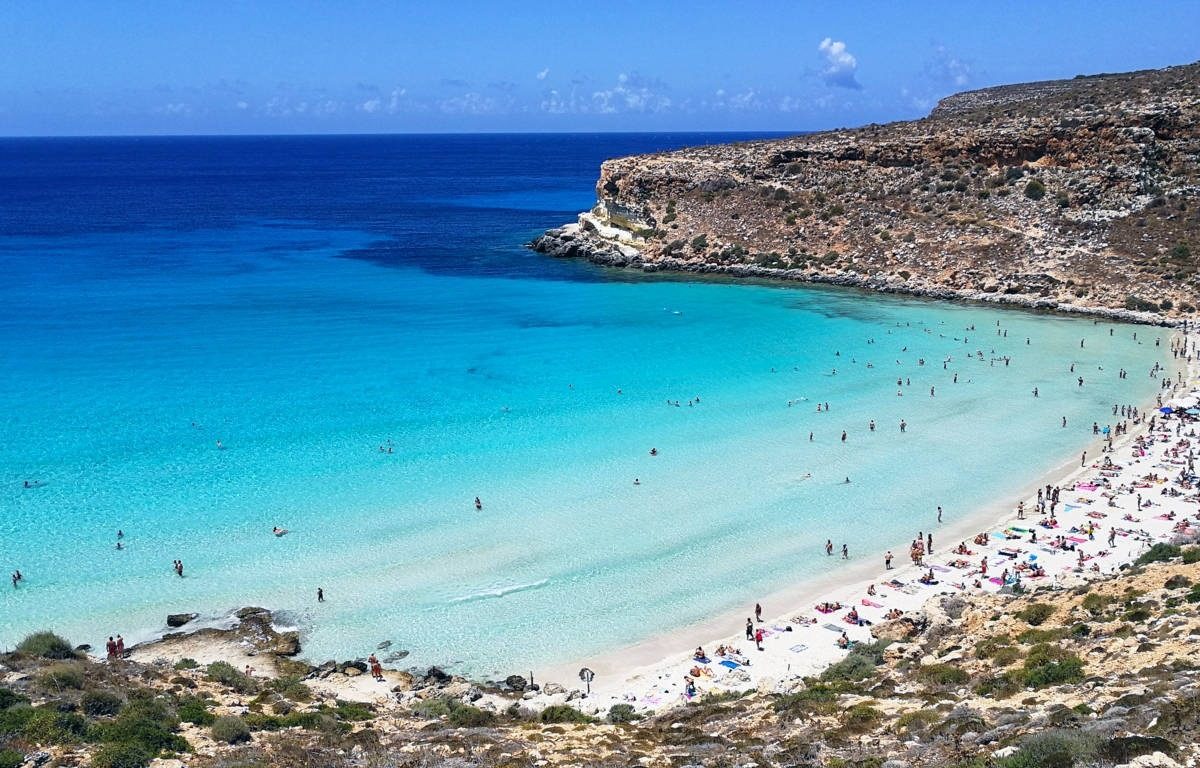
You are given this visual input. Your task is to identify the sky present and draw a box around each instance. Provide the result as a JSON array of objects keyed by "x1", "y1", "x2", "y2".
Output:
[{"x1": 1, "y1": 1, "x2": 1198, "y2": 136}]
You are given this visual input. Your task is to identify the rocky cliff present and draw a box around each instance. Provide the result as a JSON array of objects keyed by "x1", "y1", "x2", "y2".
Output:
[{"x1": 533, "y1": 63, "x2": 1200, "y2": 323}]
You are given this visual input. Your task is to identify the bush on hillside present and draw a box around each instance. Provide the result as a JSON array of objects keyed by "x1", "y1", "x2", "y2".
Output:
[
  {"x1": 38, "y1": 662, "x2": 85, "y2": 690},
  {"x1": 607, "y1": 703, "x2": 639, "y2": 723},
  {"x1": 1136, "y1": 543, "x2": 1181, "y2": 566},
  {"x1": 999, "y1": 729, "x2": 1098, "y2": 768},
  {"x1": 211, "y1": 715, "x2": 252, "y2": 744},
  {"x1": 539, "y1": 705, "x2": 596, "y2": 724},
  {"x1": 17, "y1": 631, "x2": 76, "y2": 660},
  {"x1": 81, "y1": 690, "x2": 125, "y2": 716},
  {"x1": 1017, "y1": 603, "x2": 1055, "y2": 626},
  {"x1": 90, "y1": 742, "x2": 153, "y2": 768},
  {"x1": 204, "y1": 661, "x2": 257, "y2": 694},
  {"x1": 1024, "y1": 179, "x2": 1046, "y2": 200}
]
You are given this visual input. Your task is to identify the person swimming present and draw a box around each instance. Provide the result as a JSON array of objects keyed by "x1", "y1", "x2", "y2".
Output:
[
  {"x1": 474, "y1": 496, "x2": 483, "y2": 511},
  {"x1": 272, "y1": 526, "x2": 288, "y2": 537}
]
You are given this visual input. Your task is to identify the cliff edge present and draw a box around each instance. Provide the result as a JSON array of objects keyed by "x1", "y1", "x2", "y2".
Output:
[{"x1": 533, "y1": 62, "x2": 1200, "y2": 323}]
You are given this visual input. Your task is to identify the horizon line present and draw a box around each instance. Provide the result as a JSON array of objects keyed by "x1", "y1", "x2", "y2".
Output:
[{"x1": 0, "y1": 128, "x2": 810, "y2": 141}]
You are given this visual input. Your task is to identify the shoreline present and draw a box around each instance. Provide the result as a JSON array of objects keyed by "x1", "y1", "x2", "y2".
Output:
[
  {"x1": 529, "y1": 224, "x2": 1185, "y2": 328},
  {"x1": 534, "y1": 338, "x2": 1194, "y2": 711}
]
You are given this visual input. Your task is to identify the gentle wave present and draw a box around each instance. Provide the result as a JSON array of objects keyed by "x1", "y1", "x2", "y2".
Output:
[{"x1": 449, "y1": 579, "x2": 550, "y2": 604}]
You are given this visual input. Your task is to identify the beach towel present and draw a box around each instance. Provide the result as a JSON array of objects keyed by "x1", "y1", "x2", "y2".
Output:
[
  {"x1": 822, "y1": 623, "x2": 843, "y2": 632},
  {"x1": 789, "y1": 644, "x2": 808, "y2": 653},
  {"x1": 988, "y1": 576, "x2": 1004, "y2": 585},
  {"x1": 1068, "y1": 536, "x2": 1088, "y2": 543},
  {"x1": 861, "y1": 599, "x2": 884, "y2": 608},
  {"x1": 719, "y1": 659, "x2": 740, "y2": 669}
]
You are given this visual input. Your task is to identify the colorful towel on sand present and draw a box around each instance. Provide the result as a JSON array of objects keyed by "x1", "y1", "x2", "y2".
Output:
[
  {"x1": 861, "y1": 599, "x2": 884, "y2": 608},
  {"x1": 719, "y1": 660, "x2": 740, "y2": 669},
  {"x1": 1068, "y1": 536, "x2": 1088, "y2": 543}
]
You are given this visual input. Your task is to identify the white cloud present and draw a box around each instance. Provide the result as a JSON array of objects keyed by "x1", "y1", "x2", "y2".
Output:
[
  {"x1": 923, "y1": 45, "x2": 972, "y2": 88},
  {"x1": 818, "y1": 37, "x2": 861, "y2": 90},
  {"x1": 591, "y1": 72, "x2": 671, "y2": 114},
  {"x1": 536, "y1": 67, "x2": 550, "y2": 80},
  {"x1": 360, "y1": 98, "x2": 382, "y2": 114},
  {"x1": 236, "y1": 100, "x2": 249, "y2": 110}
]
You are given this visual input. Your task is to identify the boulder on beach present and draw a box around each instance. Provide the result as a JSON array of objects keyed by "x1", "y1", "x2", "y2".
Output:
[{"x1": 505, "y1": 674, "x2": 527, "y2": 692}]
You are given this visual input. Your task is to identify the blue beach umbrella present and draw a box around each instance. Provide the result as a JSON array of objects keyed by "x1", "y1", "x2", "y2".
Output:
[
  {"x1": 1159, "y1": 407, "x2": 1173, "y2": 414},
  {"x1": 1188, "y1": 408, "x2": 1200, "y2": 415}
]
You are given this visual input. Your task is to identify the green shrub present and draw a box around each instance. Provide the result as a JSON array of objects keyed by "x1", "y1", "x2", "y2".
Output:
[
  {"x1": 447, "y1": 701, "x2": 495, "y2": 727},
  {"x1": 1017, "y1": 603, "x2": 1055, "y2": 626},
  {"x1": 1020, "y1": 644, "x2": 1084, "y2": 688},
  {"x1": 177, "y1": 697, "x2": 215, "y2": 726},
  {"x1": 539, "y1": 705, "x2": 597, "y2": 724},
  {"x1": 90, "y1": 742, "x2": 153, "y2": 768},
  {"x1": 266, "y1": 675, "x2": 312, "y2": 702},
  {"x1": 0, "y1": 748, "x2": 22, "y2": 768},
  {"x1": 774, "y1": 683, "x2": 839, "y2": 714},
  {"x1": 607, "y1": 703, "x2": 639, "y2": 723},
  {"x1": 205, "y1": 661, "x2": 257, "y2": 694},
  {"x1": 999, "y1": 729, "x2": 1098, "y2": 768},
  {"x1": 1136, "y1": 543, "x2": 1181, "y2": 566},
  {"x1": 1017, "y1": 627, "x2": 1068, "y2": 644},
  {"x1": 896, "y1": 708, "x2": 941, "y2": 738},
  {"x1": 17, "y1": 631, "x2": 76, "y2": 660},
  {"x1": 842, "y1": 702, "x2": 882, "y2": 731},
  {"x1": 327, "y1": 700, "x2": 375, "y2": 722},
  {"x1": 1186, "y1": 585, "x2": 1200, "y2": 604},
  {"x1": 410, "y1": 697, "x2": 450, "y2": 719},
  {"x1": 172, "y1": 658, "x2": 199, "y2": 671},
  {"x1": 1024, "y1": 179, "x2": 1046, "y2": 200},
  {"x1": 38, "y1": 662, "x2": 86, "y2": 690},
  {"x1": 0, "y1": 688, "x2": 29, "y2": 710},
  {"x1": 1181, "y1": 547, "x2": 1200, "y2": 564},
  {"x1": 821, "y1": 653, "x2": 877, "y2": 682},
  {"x1": 211, "y1": 715, "x2": 252, "y2": 744},
  {"x1": 93, "y1": 698, "x2": 187, "y2": 755},
  {"x1": 1069, "y1": 623, "x2": 1091, "y2": 638},
  {"x1": 1080, "y1": 593, "x2": 1111, "y2": 615},
  {"x1": 22, "y1": 707, "x2": 89, "y2": 744},
  {"x1": 918, "y1": 663, "x2": 969, "y2": 687},
  {"x1": 0, "y1": 704, "x2": 35, "y2": 735},
  {"x1": 975, "y1": 673, "x2": 1021, "y2": 698},
  {"x1": 82, "y1": 690, "x2": 125, "y2": 716}
]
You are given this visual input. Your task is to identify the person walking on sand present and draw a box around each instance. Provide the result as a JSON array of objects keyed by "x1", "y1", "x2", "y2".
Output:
[
  {"x1": 754, "y1": 628, "x2": 764, "y2": 651},
  {"x1": 1081, "y1": 451, "x2": 1087, "y2": 467},
  {"x1": 885, "y1": 550, "x2": 893, "y2": 569},
  {"x1": 755, "y1": 602, "x2": 762, "y2": 622},
  {"x1": 745, "y1": 618, "x2": 754, "y2": 641}
]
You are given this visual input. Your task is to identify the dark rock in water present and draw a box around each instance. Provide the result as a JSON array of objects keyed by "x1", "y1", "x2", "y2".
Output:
[
  {"x1": 377, "y1": 640, "x2": 392, "y2": 650},
  {"x1": 422, "y1": 667, "x2": 452, "y2": 687},
  {"x1": 505, "y1": 674, "x2": 527, "y2": 692},
  {"x1": 270, "y1": 631, "x2": 301, "y2": 656},
  {"x1": 382, "y1": 650, "x2": 409, "y2": 663},
  {"x1": 167, "y1": 613, "x2": 199, "y2": 628},
  {"x1": 1100, "y1": 735, "x2": 1177, "y2": 763},
  {"x1": 235, "y1": 606, "x2": 271, "y2": 620}
]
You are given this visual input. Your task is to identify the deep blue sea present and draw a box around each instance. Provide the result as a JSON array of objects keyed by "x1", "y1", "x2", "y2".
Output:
[{"x1": 0, "y1": 134, "x2": 1168, "y2": 676}]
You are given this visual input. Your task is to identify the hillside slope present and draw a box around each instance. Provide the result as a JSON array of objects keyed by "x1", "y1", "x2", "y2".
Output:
[{"x1": 533, "y1": 63, "x2": 1200, "y2": 323}]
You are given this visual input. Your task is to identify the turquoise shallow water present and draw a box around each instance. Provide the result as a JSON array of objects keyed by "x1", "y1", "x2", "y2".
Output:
[{"x1": 0, "y1": 135, "x2": 1169, "y2": 677}]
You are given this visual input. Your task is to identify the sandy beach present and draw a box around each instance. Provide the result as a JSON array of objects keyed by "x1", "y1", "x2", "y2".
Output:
[{"x1": 533, "y1": 335, "x2": 1199, "y2": 714}]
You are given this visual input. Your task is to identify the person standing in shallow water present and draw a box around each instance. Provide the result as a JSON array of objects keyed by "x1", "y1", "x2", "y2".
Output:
[
  {"x1": 317, "y1": 587, "x2": 325, "y2": 603},
  {"x1": 825, "y1": 539, "x2": 833, "y2": 556},
  {"x1": 755, "y1": 602, "x2": 762, "y2": 622},
  {"x1": 885, "y1": 550, "x2": 893, "y2": 569}
]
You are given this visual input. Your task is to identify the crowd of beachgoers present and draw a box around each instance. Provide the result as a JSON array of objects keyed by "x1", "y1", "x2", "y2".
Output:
[{"x1": 549, "y1": 329, "x2": 1198, "y2": 713}]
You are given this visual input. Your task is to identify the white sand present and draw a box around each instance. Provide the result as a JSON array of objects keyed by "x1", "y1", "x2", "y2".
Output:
[{"x1": 538, "y1": 343, "x2": 1199, "y2": 715}]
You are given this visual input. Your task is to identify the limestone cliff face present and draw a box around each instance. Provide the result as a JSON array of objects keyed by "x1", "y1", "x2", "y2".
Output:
[{"x1": 533, "y1": 63, "x2": 1200, "y2": 323}]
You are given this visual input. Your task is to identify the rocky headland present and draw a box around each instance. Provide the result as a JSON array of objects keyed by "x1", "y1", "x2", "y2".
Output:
[{"x1": 532, "y1": 63, "x2": 1200, "y2": 324}]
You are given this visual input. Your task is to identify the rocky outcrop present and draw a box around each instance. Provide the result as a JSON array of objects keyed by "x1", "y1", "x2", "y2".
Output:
[{"x1": 533, "y1": 62, "x2": 1200, "y2": 323}]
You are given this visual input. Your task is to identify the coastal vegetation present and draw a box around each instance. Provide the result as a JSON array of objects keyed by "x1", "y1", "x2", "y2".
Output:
[{"x1": 1, "y1": 554, "x2": 1197, "y2": 766}]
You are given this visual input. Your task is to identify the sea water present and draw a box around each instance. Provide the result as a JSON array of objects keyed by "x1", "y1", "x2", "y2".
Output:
[{"x1": 0, "y1": 134, "x2": 1168, "y2": 676}]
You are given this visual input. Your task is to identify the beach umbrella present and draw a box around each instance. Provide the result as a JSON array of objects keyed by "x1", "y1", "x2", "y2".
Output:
[
  {"x1": 1188, "y1": 409, "x2": 1200, "y2": 415},
  {"x1": 1159, "y1": 407, "x2": 1173, "y2": 414}
]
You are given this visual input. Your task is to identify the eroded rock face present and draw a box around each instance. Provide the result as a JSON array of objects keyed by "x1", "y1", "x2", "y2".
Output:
[{"x1": 533, "y1": 63, "x2": 1200, "y2": 323}]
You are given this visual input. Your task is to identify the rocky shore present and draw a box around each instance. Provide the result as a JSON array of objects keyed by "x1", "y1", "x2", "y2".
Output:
[
  {"x1": 532, "y1": 62, "x2": 1200, "y2": 325},
  {"x1": 3, "y1": 552, "x2": 1200, "y2": 767}
]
